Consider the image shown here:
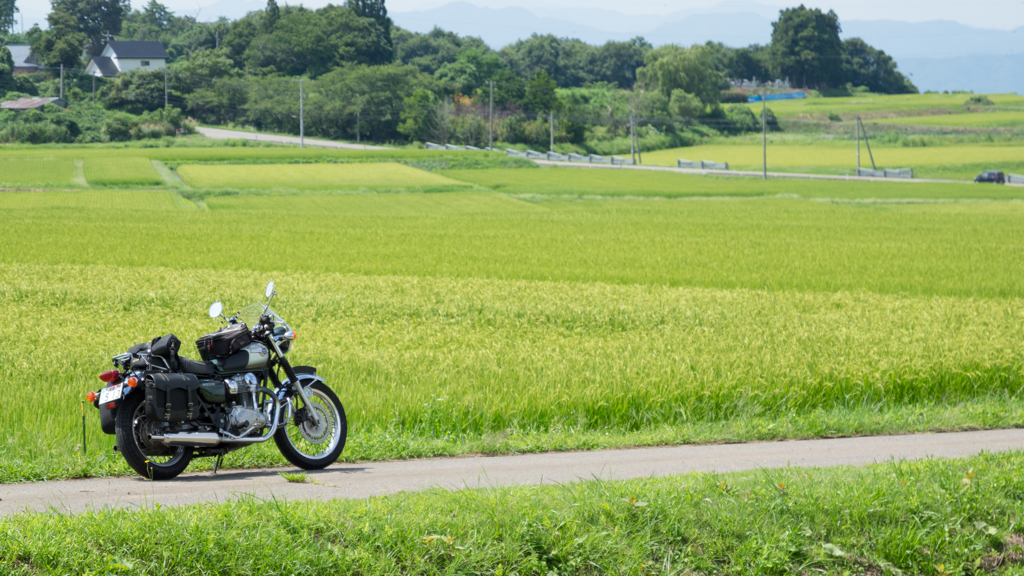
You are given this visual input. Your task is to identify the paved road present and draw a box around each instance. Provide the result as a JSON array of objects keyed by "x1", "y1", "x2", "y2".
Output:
[
  {"x1": 1, "y1": 429, "x2": 1021, "y2": 516},
  {"x1": 195, "y1": 126, "x2": 389, "y2": 150},
  {"x1": 534, "y1": 160, "x2": 966, "y2": 185}
]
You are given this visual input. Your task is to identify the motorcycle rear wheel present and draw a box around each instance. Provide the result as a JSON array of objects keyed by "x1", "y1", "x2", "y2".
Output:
[
  {"x1": 115, "y1": 391, "x2": 193, "y2": 480},
  {"x1": 274, "y1": 381, "x2": 347, "y2": 470}
]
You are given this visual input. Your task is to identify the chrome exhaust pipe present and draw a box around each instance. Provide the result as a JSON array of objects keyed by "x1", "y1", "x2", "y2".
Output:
[{"x1": 151, "y1": 432, "x2": 221, "y2": 447}]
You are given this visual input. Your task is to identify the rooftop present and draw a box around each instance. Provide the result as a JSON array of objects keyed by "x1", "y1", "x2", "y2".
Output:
[{"x1": 106, "y1": 40, "x2": 169, "y2": 59}]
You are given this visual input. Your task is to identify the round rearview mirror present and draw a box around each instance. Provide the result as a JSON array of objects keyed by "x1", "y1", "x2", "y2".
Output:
[
  {"x1": 209, "y1": 302, "x2": 223, "y2": 318},
  {"x1": 265, "y1": 281, "x2": 275, "y2": 298}
]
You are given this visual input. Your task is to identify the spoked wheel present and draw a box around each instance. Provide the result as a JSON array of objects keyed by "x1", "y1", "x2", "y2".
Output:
[
  {"x1": 274, "y1": 381, "x2": 347, "y2": 470},
  {"x1": 115, "y1": 391, "x2": 192, "y2": 480}
]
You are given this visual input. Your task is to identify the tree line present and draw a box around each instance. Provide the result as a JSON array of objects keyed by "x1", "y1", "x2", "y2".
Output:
[{"x1": 0, "y1": 0, "x2": 916, "y2": 147}]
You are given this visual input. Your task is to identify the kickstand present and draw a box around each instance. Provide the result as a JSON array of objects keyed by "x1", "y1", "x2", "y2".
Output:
[{"x1": 211, "y1": 454, "x2": 223, "y2": 475}]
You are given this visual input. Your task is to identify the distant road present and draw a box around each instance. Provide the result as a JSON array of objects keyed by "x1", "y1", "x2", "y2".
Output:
[
  {"x1": 195, "y1": 126, "x2": 390, "y2": 150},
  {"x1": 2, "y1": 429, "x2": 1021, "y2": 516}
]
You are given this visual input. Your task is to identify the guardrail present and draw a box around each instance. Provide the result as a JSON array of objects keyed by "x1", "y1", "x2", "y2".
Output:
[
  {"x1": 678, "y1": 159, "x2": 729, "y2": 170},
  {"x1": 1008, "y1": 173, "x2": 1024, "y2": 184},
  {"x1": 856, "y1": 168, "x2": 913, "y2": 179}
]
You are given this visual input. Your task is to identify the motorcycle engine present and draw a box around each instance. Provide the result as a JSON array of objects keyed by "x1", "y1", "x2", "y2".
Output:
[{"x1": 225, "y1": 373, "x2": 268, "y2": 433}]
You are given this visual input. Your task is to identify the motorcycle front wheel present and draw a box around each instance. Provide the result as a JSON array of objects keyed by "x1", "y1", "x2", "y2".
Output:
[
  {"x1": 274, "y1": 381, "x2": 347, "y2": 470},
  {"x1": 115, "y1": 390, "x2": 192, "y2": 480}
]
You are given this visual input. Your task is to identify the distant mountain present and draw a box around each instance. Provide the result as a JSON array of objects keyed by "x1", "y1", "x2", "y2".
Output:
[
  {"x1": 842, "y1": 20, "x2": 1024, "y2": 59},
  {"x1": 899, "y1": 55, "x2": 1024, "y2": 94},
  {"x1": 391, "y1": 2, "x2": 636, "y2": 46}
]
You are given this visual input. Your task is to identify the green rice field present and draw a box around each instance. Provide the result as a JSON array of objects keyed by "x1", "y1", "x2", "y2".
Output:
[
  {"x1": 0, "y1": 158, "x2": 77, "y2": 188},
  {"x1": 642, "y1": 142, "x2": 1024, "y2": 179},
  {"x1": 867, "y1": 110, "x2": 1024, "y2": 127},
  {"x1": 743, "y1": 91, "x2": 1024, "y2": 118},
  {"x1": 0, "y1": 171, "x2": 1023, "y2": 481},
  {"x1": 83, "y1": 157, "x2": 163, "y2": 186},
  {"x1": 177, "y1": 161, "x2": 470, "y2": 190},
  {"x1": 442, "y1": 167, "x2": 1024, "y2": 199}
]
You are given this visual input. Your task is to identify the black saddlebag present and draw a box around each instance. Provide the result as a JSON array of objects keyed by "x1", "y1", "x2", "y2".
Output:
[
  {"x1": 195, "y1": 323, "x2": 252, "y2": 361},
  {"x1": 145, "y1": 373, "x2": 202, "y2": 422}
]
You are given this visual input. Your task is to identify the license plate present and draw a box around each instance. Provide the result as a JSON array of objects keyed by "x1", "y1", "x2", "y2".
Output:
[{"x1": 98, "y1": 385, "x2": 123, "y2": 404}]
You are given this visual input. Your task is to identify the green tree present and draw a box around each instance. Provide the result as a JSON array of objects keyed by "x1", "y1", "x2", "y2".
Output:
[
  {"x1": 263, "y1": 0, "x2": 280, "y2": 30},
  {"x1": 636, "y1": 44, "x2": 724, "y2": 107},
  {"x1": 770, "y1": 5, "x2": 844, "y2": 89},
  {"x1": 30, "y1": 11, "x2": 88, "y2": 68},
  {"x1": 726, "y1": 45, "x2": 771, "y2": 81},
  {"x1": 0, "y1": 0, "x2": 17, "y2": 34},
  {"x1": 397, "y1": 87, "x2": 436, "y2": 141},
  {"x1": 0, "y1": 46, "x2": 17, "y2": 95},
  {"x1": 473, "y1": 68, "x2": 524, "y2": 109},
  {"x1": 434, "y1": 48, "x2": 503, "y2": 95},
  {"x1": 345, "y1": 0, "x2": 392, "y2": 58},
  {"x1": 499, "y1": 34, "x2": 596, "y2": 87},
  {"x1": 522, "y1": 69, "x2": 556, "y2": 113},
  {"x1": 842, "y1": 38, "x2": 917, "y2": 94},
  {"x1": 51, "y1": 0, "x2": 131, "y2": 56},
  {"x1": 669, "y1": 89, "x2": 702, "y2": 119},
  {"x1": 393, "y1": 27, "x2": 491, "y2": 75},
  {"x1": 594, "y1": 37, "x2": 651, "y2": 88}
]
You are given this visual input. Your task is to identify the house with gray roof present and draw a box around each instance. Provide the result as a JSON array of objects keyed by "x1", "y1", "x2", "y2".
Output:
[
  {"x1": 84, "y1": 41, "x2": 168, "y2": 78},
  {"x1": 6, "y1": 45, "x2": 42, "y2": 75}
]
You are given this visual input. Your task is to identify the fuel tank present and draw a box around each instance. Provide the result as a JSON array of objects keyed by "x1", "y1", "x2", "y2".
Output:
[{"x1": 216, "y1": 342, "x2": 270, "y2": 372}]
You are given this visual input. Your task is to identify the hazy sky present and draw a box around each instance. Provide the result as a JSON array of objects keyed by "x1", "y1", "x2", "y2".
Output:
[{"x1": 15, "y1": 0, "x2": 1024, "y2": 32}]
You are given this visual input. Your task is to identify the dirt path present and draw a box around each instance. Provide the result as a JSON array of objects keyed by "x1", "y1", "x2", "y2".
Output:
[{"x1": 2, "y1": 429, "x2": 1021, "y2": 516}]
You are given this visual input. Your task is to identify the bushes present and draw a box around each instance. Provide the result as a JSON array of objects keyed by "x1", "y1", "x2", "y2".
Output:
[{"x1": 0, "y1": 102, "x2": 195, "y2": 144}]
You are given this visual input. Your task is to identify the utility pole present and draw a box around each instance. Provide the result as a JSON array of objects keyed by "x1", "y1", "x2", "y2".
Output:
[
  {"x1": 856, "y1": 114, "x2": 861, "y2": 175},
  {"x1": 299, "y1": 78, "x2": 304, "y2": 149},
  {"x1": 858, "y1": 117, "x2": 876, "y2": 170},
  {"x1": 92, "y1": 75, "x2": 96, "y2": 103},
  {"x1": 629, "y1": 114, "x2": 636, "y2": 164},
  {"x1": 164, "y1": 68, "x2": 168, "y2": 107},
  {"x1": 488, "y1": 81, "x2": 494, "y2": 150},
  {"x1": 59, "y1": 64, "x2": 64, "y2": 100},
  {"x1": 356, "y1": 109, "x2": 360, "y2": 143},
  {"x1": 549, "y1": 110, "x2": 554, "y2": 153},
  {"x1": 762, "y1": 93, "x2": 767, "y2": 180}
]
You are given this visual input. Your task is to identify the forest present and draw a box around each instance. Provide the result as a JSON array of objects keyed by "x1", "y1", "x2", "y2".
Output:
[{"x1": 0, "y1": 0, "x2": 917, "y2": 149}]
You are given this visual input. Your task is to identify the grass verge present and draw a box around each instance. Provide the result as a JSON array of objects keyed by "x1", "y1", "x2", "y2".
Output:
[{"x1": 3, "y1": 450, "x2": 1023, "y2": 574}]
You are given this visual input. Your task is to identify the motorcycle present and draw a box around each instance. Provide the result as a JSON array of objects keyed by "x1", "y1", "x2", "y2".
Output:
[{"x1": 86, "y1": 282, "x2": 347, "y2": 480}]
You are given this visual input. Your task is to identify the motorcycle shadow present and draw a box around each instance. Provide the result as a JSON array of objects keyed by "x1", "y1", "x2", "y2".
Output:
[{"x1": 140, "y1": 466, "x2": 370, "y2": 483}]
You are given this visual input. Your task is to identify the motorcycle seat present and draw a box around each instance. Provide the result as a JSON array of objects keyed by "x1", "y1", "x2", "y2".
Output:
[{"x1": 179, "y1": 356, "x2": 217, "y2": 376}]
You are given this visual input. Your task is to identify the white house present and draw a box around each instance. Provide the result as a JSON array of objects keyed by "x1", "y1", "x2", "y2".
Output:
[{"x1": 85, "y1": 41, "x2": 169, "y2": 77}]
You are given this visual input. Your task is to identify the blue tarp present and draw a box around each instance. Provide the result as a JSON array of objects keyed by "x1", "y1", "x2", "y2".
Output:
[{"x1": 747, "y1": 91, "x2": 807, "y2": 103}]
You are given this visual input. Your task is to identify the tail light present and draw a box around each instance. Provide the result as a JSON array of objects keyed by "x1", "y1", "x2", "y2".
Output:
[
  {"x1": 99, "y1": 370, "x2": 120, "y2": 383},
  {"x1": 86, "y1": 391, "x2": 98, "y2": 402}
]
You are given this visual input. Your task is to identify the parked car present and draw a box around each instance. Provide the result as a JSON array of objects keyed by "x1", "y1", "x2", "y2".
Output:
[{"x1": 975, "y1": 170, "x2": 1006, "y2": 184}]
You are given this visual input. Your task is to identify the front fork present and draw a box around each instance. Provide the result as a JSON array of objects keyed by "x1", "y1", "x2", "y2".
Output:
[{"x1": 269, "y1": 339, "x2": 321, "y2": 428}]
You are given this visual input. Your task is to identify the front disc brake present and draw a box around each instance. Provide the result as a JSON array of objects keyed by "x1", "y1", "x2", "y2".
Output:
[{"x1": 298, "y1": 404, "x2": 330, "y2": 444}]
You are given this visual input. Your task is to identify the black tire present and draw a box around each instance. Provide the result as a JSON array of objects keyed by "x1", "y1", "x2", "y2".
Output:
[
  {"x1": 115, "y1": 390, "x2": 192, "y2": 480},
  {"x1": 274, "y1": 381, "x2": 347, "y2": 470}
]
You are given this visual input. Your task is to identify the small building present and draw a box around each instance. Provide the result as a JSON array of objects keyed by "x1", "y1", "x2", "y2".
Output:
[
  {"x1": 0, "y1": 97, "x2": 68, "y2": 111},
  {"x1": 6, "y1": 45, "x2": 42, "y2": 75},
  {"x1": 84, "y1": 41, "x2": 168, "y2": 78}
]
